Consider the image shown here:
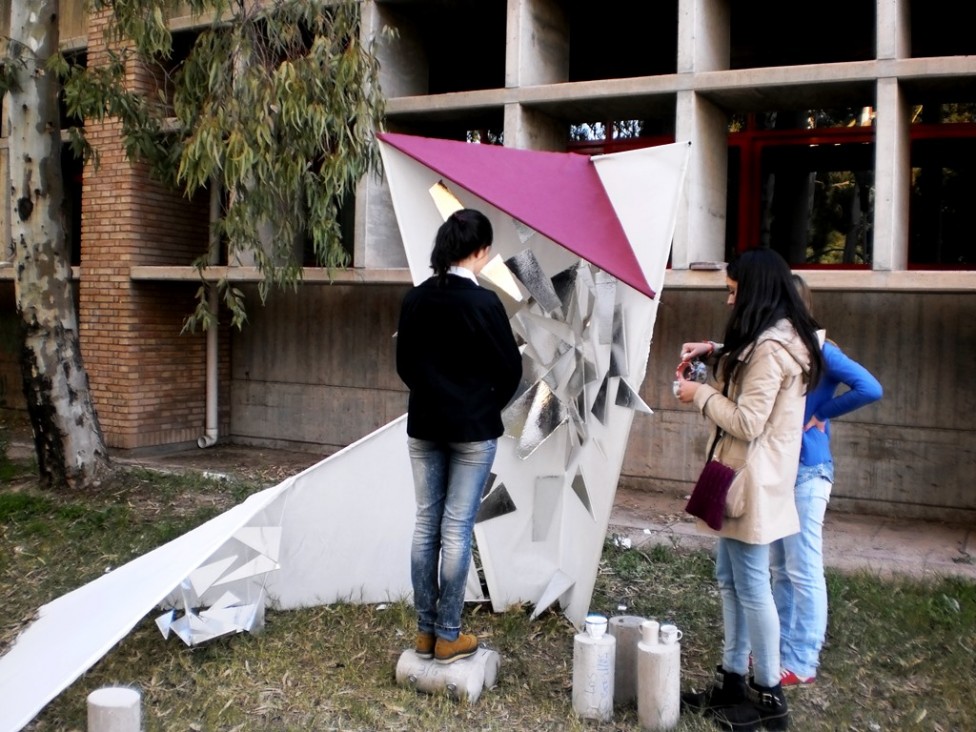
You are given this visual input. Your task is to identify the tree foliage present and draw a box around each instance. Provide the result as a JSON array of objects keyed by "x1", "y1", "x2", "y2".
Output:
[{"x1": 54, "y1": 0, "x2": 387, "y2": 329}]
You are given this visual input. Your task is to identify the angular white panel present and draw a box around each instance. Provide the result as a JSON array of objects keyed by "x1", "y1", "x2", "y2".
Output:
[
  {"x1": 530, "y1": 570, "x2": 576, "y2": 620},
  {"x1": 187, "y1": 555, "x2": 238, "y2": 597},
  {"x1": 233, "y1": 527, "x2": 283, "y2": 561}
]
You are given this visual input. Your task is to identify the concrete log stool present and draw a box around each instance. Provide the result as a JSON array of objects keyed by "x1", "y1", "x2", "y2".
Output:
[
  {"x1": 395, "y1": 647, "x2": 501, "y2": 703},
  {"x1": 87, "y1": 686, "x2": 141, "y2": 732},
  {"x1": 610, "y1": 614, "x2": 647, "y2": 707}
]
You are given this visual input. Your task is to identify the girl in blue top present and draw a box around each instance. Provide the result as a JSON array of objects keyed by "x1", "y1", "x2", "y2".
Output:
[{"x1": 771, "y1": 275, "x2": 883, "y2": 686}]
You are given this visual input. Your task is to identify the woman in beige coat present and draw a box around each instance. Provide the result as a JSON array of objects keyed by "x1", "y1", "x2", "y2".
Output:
[{"x1": 674, "y1": 248, "x2": 824, "y2": 731}]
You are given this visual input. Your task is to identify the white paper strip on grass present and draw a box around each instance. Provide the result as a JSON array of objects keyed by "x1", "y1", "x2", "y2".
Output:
[
  {"x1": 0, "y1": 417, "x2": 427, "y2": 732},
  {"x1": 0, "y1": 480, "x2": 291, "y2": 732}
]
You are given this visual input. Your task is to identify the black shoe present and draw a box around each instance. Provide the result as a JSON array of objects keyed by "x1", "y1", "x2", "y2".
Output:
[
  {"x1": 712, "y1": 680, "x2": 789, "y2": 731},
  {"x1": 681, "y1": 665, "x2": 748, "y2": 715}
]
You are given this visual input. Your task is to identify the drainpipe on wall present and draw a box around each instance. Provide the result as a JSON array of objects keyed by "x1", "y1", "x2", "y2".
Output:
[{"x1": 198, "y1": 179, "x2": 221, "y2": 448}]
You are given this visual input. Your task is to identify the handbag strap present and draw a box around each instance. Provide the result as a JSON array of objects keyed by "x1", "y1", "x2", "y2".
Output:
[
  {"x1": 706, "y1": 426, "x2": 724, "y2": 462},
  {"x1": 705, "y1": 370, "x2": 732, "y2": 462}
]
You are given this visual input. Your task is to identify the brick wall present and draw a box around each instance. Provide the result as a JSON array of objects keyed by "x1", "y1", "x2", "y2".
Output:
[{"x1": 80, "y1": 10, "x2": 222, "y2": 450}]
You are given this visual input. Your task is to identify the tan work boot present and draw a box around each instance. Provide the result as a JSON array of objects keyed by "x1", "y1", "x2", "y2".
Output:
[
  {"x1": 415, "y1": 631, "x2": 435, "y2": 659},
  {"x1": 434, "y1": 632, "x2": 479, "y2": 664}
]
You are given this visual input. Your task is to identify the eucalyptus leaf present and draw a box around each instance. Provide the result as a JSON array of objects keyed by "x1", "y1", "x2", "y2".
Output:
[{"x1": 57, "y1": 0, "x2": 385, "y2": 330}]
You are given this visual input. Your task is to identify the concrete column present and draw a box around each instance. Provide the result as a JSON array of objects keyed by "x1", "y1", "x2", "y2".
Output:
[
  {"x1": 672, "y1": 90, "x2": 728, "y2": 268},
  {"x1": 355, "y1": 2, "x2": 413, "y2": 269},
  {"x1": 678, "y1": 0, "x2": 730, "y2": 73},
  {"x1": 361, "y1": 2, "x2": 427, "y2": 98},
  {"x1": 503, "y1": 103, "x2": 565, "y2": 151},
  {"x1": 673, "y1": 0, "x2": 730, "y2": 268},
  {"x1": 876, "y1": 0, "x2": 911, "y2": 60},
  {"x1": 505, "y1": 0, "x2": 569, "y2": 88},
  {"x1": 354, "y1": 172, "x2": 406, "y2": 269},
  {"x1": 873, "y1": 77, "x2": 910, "y2": 271}
]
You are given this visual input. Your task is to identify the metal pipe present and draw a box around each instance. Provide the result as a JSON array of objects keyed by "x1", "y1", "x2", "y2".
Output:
[{"x1": 198, "y1": 179, "x2": 221, "y2": 449}]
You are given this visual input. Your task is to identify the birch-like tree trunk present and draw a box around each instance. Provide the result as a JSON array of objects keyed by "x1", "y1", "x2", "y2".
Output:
[{"x1": 7, "y1": 0, "x2": 111, "y2": 489}]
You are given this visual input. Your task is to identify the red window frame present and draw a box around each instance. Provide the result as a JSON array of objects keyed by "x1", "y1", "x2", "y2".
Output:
[{"x1": 567, "y1": 119, "x2": 976, "y2": 269}]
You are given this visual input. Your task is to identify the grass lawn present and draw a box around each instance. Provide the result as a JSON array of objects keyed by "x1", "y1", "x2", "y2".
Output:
[{"x1": 1, "y1": 433, "x2": 974, "y2": 731}]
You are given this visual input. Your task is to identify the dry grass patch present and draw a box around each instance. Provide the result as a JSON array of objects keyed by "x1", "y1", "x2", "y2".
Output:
[{"x1": 1, "y1": 435, "x2": 974, "y2": 731}]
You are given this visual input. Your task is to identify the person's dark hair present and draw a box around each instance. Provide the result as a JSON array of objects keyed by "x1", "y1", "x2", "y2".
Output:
[
  {"x1": 430, "y1": 209, "x2": 493, "y2": 285},
  {"x1": 721, "y1": 248, "x2": 823, "y2": 390}
]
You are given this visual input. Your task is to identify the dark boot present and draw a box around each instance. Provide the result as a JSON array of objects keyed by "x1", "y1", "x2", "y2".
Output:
[
  {"x1": 681, "y1": 665, "x2": 748, "y2": 715},
  {"x1": 712, "y1": 680, "x2": 789, "y2": 731}
]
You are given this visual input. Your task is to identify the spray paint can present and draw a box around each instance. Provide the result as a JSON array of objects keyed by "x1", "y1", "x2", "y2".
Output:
[
  {"x1": 572, "y1": 613, "x2": 615, "y2": 722},
  {"x1": 637, "y1": 620, "x2": 681, "y2": 731}
]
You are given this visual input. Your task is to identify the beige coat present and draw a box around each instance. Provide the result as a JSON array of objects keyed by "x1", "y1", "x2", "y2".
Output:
[{"x1": 692, "y1": 319, "x2": 812, "y2": 545}]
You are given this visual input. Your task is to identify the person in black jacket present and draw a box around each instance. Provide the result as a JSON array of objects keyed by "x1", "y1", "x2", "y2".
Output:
[{"x1": 396, "y1": 209, "x2": 522, "y2": 664}]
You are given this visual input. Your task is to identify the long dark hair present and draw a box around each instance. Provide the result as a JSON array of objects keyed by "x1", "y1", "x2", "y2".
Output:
[
  {"x1": 720, "y1": 248, "x2": 823, "y2": 390},
  {"x1": 430, "y1": 209, "x2": 493, "y2": 285}
]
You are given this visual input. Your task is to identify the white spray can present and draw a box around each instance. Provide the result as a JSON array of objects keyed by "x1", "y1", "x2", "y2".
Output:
[
  {"x1": 637, "y1": 620, "x2": 681, "y2": 731},
  {"x1": 572, "y1": 613, "x2": 616, "y2": 722}
]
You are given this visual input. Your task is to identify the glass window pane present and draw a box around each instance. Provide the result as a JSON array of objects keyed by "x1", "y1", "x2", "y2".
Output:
[
  {"x1": 910, "y1": 137, "x2": 976, "y2": 267},
  {"x1": 759, "y1": 142, "x2": 874, "y2": 266}
]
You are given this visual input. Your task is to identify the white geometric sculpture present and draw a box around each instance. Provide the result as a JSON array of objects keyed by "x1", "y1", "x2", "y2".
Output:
[
  {"x1": 0, "y1": 136, "x2": 688, "y2": 732},
  {"x1": 378, "y1": 133, "x2": 690, "y2": 627}
]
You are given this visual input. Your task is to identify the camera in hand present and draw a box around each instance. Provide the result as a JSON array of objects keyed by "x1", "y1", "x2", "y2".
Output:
[
  {"x1": 673, "y1": 358, "x2": 708, "y2": 397},
  {"x1": 677, "y1": 359, "x2": 708, "y2": 383}
]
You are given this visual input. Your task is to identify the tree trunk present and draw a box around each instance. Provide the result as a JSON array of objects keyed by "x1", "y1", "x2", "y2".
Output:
[{"x1": 8, "y1": 0, "x2": 111, "y2": 489}]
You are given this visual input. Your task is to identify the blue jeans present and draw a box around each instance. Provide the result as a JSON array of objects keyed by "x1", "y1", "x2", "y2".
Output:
[
  {"x1": 407, "y1": 437, "x2": 497, "y2": 641},
  {"x1": 716, "y1": 538, "x2": 780, "y2": 688},
  {"x1": 770, "y1": 467, "x2": 832, "y2": 679}
]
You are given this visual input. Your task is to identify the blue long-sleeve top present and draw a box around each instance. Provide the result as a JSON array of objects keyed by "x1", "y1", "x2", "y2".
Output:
[{"x1": 800, "y1": 340, "x2": 883, "y2": 468}]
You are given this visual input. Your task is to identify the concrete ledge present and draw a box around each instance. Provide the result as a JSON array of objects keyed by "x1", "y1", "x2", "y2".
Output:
[
  {"x1": 95, "y1": 266, "x2": 976, "y2": 291},
  {"x1": 661, "y1": 268, "x2": 976, "y2": 292},
  {"x1": 127, "y1": 266, "x2": 413, "y2": 285}
]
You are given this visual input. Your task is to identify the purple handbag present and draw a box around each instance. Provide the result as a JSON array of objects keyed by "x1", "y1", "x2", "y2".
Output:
[
  {"x1": 684, "y1": 407, "x2": 737, "y2": 530},
  {"x1": 685, "y1": 457, "x2": 736, "y2": 531}
]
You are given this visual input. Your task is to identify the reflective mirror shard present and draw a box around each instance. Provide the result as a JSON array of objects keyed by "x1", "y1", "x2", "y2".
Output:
[
  {"x1": 476, "y1": 483, "x2": 518, "y2": 523},
  {"x1": 505, "y1": 249, "x2": 563, "y2": 315}
]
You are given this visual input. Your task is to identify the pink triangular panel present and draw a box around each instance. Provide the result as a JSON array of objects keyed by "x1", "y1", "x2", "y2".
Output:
[{"x1": 377, "y1": 133, "x2": 654, "y2": 298}]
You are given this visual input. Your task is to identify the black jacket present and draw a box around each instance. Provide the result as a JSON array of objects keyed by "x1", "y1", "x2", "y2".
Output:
[{"x1": 396, "y1": 274, "x2": 522, "y2": 442}]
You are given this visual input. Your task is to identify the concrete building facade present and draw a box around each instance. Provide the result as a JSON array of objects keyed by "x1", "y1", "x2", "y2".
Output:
[{"x1": 1, "y1": 0, "x2": 974, "y2": 521}]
